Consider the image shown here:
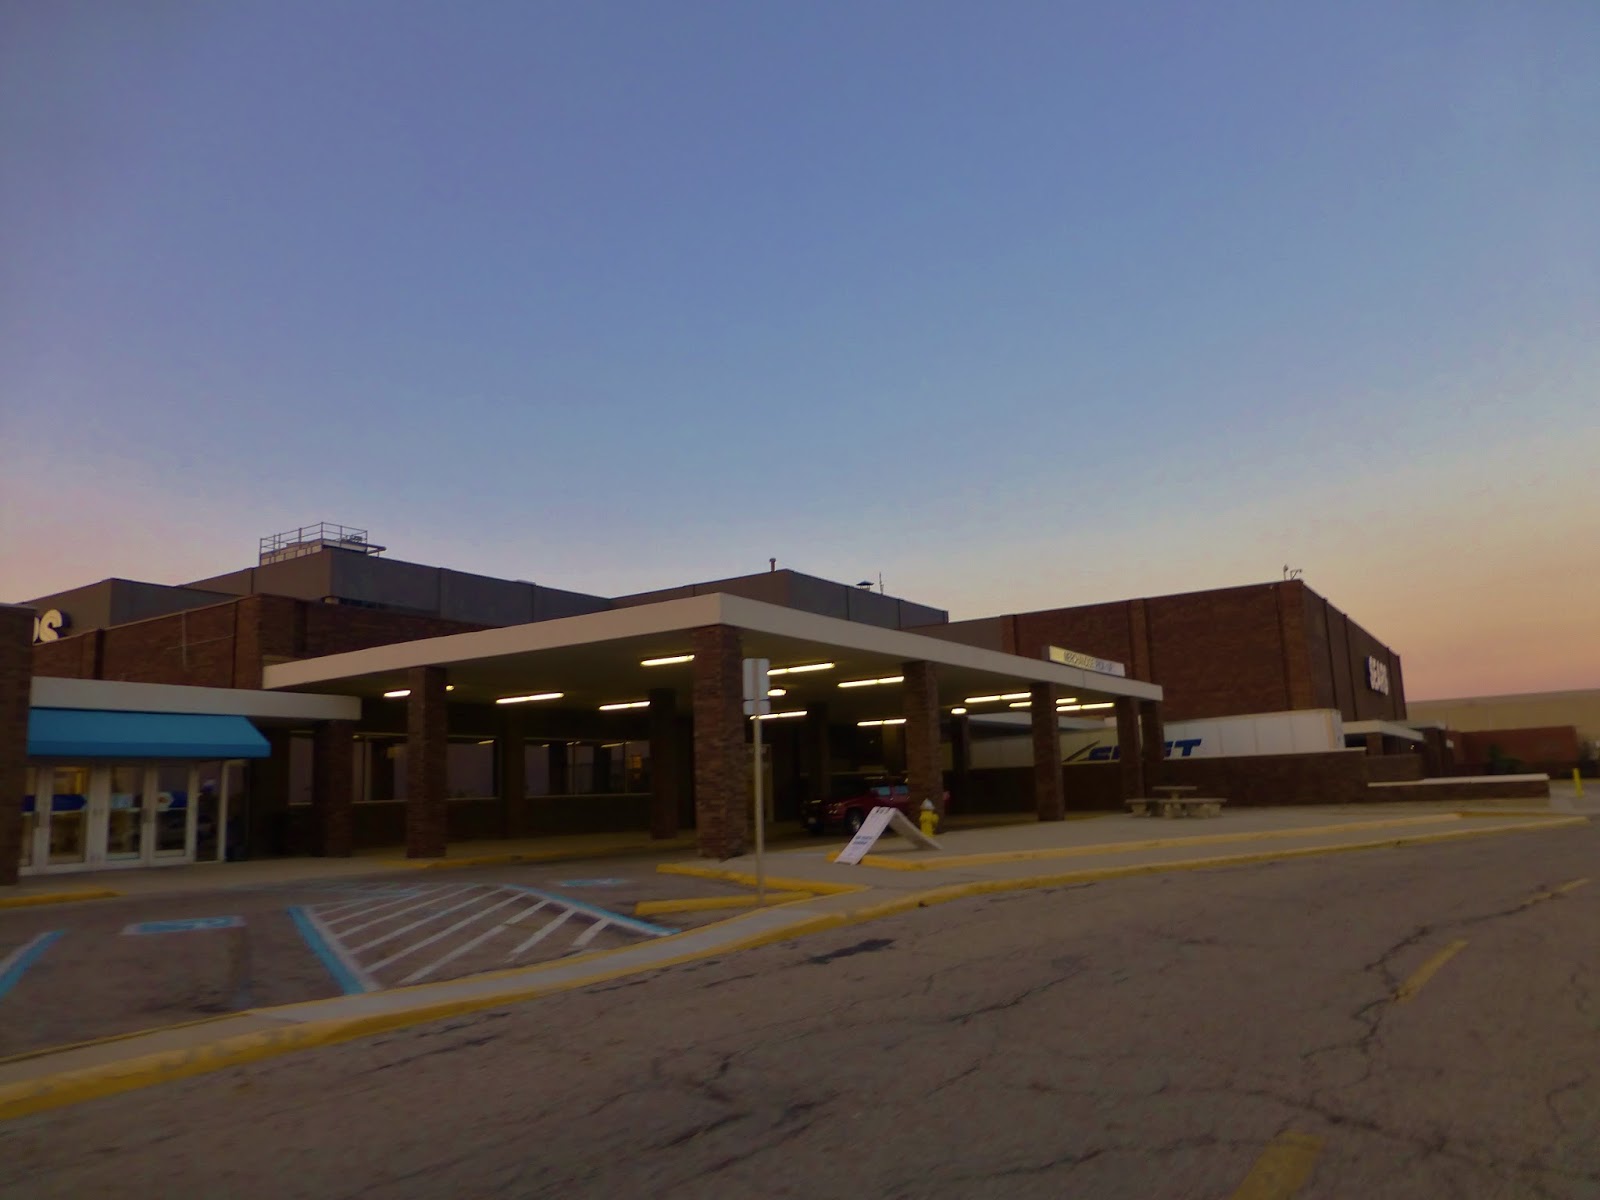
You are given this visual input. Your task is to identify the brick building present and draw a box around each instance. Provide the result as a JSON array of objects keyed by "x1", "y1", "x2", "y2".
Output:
[{"x1": 7, "y1": 526, "x2": 1441, "y2": 884}]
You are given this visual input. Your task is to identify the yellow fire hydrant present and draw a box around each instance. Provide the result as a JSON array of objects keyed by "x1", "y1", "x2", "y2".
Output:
[{"x1": 919, "y1": 798, "x2": 939, "y2": 838}]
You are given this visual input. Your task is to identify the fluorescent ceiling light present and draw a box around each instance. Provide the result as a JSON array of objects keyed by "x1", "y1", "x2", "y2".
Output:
[
  {"x1": 838, "y1": 675, "x2": 904, "y2": 689},
  {"x1": 768, "y1": 662, "x2": 835, "y2": 676},
  {"x1": 1008, "y1": 701, "x2": 1031, "y2": 708},
  {"x1": 950, "y1": 707, "x2": 967, "y2": 715},
  {"x1": 964, "y1": 694, "x2": 1002, "y2": 705},
  {"x1": 383, "y1": 685, "x2": 455, "y2": 699},
  {"x1": 495, "y1": 692, "x2": 563, "y2": 705},
  {"x1": 755, "y1": 710, "x2": 806, "y2": 721},
  {"x1": 1080, "y1": 702, "x2": 1114, "y2": 710},
  {"x1": 767, "y1": 688, "x2": 787, "y2": 697},
  {"x1": 598, "y1": 700, "x2": 649, "y2": 711},
  {"x1": 640, "y1": 654, "x2": 693, "y2": 667},
  {"x1": 477, "y1": 739, "x2": 494, "y2": 746},
  {"x1": 857, "y1": 717, "x2": 908, "y2": 727},
  {"x1": 1000, "y1": 692, "x2": 1030, "y2": 701}
]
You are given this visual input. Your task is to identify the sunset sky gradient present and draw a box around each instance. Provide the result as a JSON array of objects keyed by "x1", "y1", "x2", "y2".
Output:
[{"x1": 2, "y1": 2, "x2": 1596, "y2": 699}]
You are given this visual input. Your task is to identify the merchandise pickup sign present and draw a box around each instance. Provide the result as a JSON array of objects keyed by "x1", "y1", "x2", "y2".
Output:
[{"x1": 834, "y1": 806, "x2": 940, "y2": 866}]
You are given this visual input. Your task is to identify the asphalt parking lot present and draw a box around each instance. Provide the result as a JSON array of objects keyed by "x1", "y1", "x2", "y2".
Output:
[{"x1": 0, "y1": 861, "x2": 757, "y2": 1058}]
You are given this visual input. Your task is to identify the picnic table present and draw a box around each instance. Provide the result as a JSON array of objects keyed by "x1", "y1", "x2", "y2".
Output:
[{"x1": 1127, "y1": 785, "x2": 1227, "y2": 819}]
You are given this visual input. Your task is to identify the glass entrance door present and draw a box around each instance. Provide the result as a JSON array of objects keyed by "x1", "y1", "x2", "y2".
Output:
[
  {"x1": 106, "y1": 766, "x2": 148, "y2": 862},
  {"x1": 43, "y1": 766, "x2": 91, "y2": 868}
]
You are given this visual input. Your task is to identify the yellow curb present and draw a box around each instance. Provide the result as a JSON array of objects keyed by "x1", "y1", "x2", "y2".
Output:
[
  {"x1": 849, "y1": 813, "x2": 1467, "y2": 871},
  {"x1": 0, "y1": 889, "x2": 121, "y2": 910},
  {"x1": 0, "y1": 812, "x2": 1580, "y2": 1123},
  {"x1": 656, "y1": 862, "x2": 867, "y2": 895},
  {"x1": 1454, "y1": 809, "x2": 1565, "y2": 820},
  {"x1": 0, "y1": 898, "x2": 861, "y2": 1123},
  {"x1": 384, "y1": 839, "x2": 696, "y2": 871},
  {"x1": 635, "y1": 891, "x2": 813, "y2": 916}
]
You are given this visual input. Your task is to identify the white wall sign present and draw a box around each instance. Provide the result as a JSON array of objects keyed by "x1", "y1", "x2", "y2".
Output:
[
  {"x1": 1366, "y1": 656, "x2": 1391, "y2": 696},
  {"x1": 31, "y1": 609, "x2": 70, "y2": 644},
  {"x1": 1047, "y1": 645, "x2": 1127, "y2": 677}
]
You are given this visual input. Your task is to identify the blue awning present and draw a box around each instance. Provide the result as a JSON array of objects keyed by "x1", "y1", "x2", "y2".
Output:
[{"x1": 27, "y1": 709, "x2": 271, "y2": 760}]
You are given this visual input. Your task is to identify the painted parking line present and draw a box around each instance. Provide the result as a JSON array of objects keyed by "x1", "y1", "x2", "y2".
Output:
[
  {"x1": 1394, "y1": 940, "x2": 1468, "y2": 1004},
  {"x1": 296, "y1": 884, "x2": 678, "y2": 991},
  {"x1": 1230, "y1": 1131, "x2": 1323, "y2": 1199},
  {"x1": 0, "y1": 932, "x2": 64, "y2": 1001},
  {"x1": 288, "y1": 906, "x2": 380, "y2": 996}
]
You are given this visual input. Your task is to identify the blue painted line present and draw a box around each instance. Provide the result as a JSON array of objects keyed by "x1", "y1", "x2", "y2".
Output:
[
  {"x1": 506, "y1": 886, "x2": 677, "y2": 937},
  {"x1": 0, "y1": 931, "x2": 63, "y2": 1001},
  {"x1": 288, "y1": 906, "x2": 373, "y2": 995}
]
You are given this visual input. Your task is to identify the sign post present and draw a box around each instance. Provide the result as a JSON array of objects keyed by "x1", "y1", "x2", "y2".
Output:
[{"x1": 742, "y1": 658, "x2": 771, "y2": 903}]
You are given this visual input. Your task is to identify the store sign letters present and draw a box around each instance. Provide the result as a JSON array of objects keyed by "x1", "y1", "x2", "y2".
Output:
[
  {"x1": 1047, "y1": 645, "x2": 1128, "y2": 677},
  {"x1": 31, "y1": 609, "x2": 70, "y2": 644},
  {"x1": 1066, "y1": 738, "x2": 1203, "y2": 763},
  {"x1": 1366, "y1": 656, "x2": 1391, "y2": 696}
]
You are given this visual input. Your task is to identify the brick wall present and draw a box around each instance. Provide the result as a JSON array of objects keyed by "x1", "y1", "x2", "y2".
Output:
[
  {"x1": 0, "y1": 607, "x2": 32, "y2": 885},
  {"x1": 31, "y1": 594, "x2": 487, "y2": 690},
  {"x1": 1457, "y1": 727, "x2": 1582, "y2": 771}
]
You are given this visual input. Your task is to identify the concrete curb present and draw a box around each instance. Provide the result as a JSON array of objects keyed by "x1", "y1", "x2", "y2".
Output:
[
  {"x1": 850, "y1": 813, "x2": 1465, "y2": 871},
  {"x1": 384, "y1": 839, "x2": 697, "y2": 871},
  {"x1": 0, "y1": 889, "x2": 122, "y2": 910},
  {"x1": 0, "y1": 812, "x2": 1583, "y2": 1123},
  {"x1": 656, "y1": 863, "x2": 866, "y2": 895},
  {"x1": 635, "y1": 891, "x2": 812, "y2": 916}
]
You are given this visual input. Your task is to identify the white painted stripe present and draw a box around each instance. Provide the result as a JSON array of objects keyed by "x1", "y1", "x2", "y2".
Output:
[
  {"x1": 394, "y1": 901, "x2": 549, "y2": 986},
  {"x1": 570, "y1": 918, "x2": 610, "y2": 948},
  {"x1": 335, "y1": 887, "x2": 475, "y2": 938},
  {"x1": 295, "y1": 905, "x2": 381, "y2": 994},
  {"x1": 313, "y1": 891, "x2": 416, "y2": 918},
  {"x1": 507, "y1": 909, "x2": 574, "y2": 959},
  {"x1": 321, "y1": 883, "x2": 458, "y2": 925},
  {"x1": 347, "y1": 890, "x2": 497, "y2": 953},
  {"x1": 366, "y1": 893, "x2": 526, "y2": 974}
]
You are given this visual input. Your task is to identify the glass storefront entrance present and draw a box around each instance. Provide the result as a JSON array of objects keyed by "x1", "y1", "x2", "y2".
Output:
[{"x1": 19, "y1": 761, "x2": 238, "y2": 876}]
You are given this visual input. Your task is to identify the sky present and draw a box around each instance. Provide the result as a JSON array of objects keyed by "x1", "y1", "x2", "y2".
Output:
[{"x1": 1, "y1": 1, "x2": 1596, "y2": 700}]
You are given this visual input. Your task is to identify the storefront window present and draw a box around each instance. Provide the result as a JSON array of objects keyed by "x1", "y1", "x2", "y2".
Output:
[
  {"x1": 194, "y1": 762, "x2": 223, "y2": 862},
  {"x1": 524, "y1": 744, "x2": 549, "y2": 797},
  {"x1": 447, "y1": 741, "x2": 495, "y2": 799},
  {"x1": 107, "y1": 766, "x2": 146, "y2": 860},
  {"x1": 21, "y1": 768, "x2": 38, "y2": 869}
]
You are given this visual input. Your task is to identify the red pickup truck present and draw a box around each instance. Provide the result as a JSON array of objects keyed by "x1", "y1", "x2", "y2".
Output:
[{"x1": 803, "y1": 774, "x2": 949, "y2": 835}]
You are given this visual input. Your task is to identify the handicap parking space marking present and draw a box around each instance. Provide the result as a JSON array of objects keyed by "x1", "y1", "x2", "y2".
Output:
[
  {"x1": 293, "y1": 883, "x2": 680, "y2": 991},
  {"x1": 0, "y1": 931, "x2": 64, "y2": 1001},
  {"x1": 555, "y1": 878, "x2": 630, "y2": 888},
  {"x1": 123, "y1": 916, "x2": 244, "y2": 935}
]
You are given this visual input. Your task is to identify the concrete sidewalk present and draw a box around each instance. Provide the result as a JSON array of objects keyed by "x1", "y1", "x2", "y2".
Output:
[{"x1": 0, "y1": 801, "x2": 1584, "y2": 1122}]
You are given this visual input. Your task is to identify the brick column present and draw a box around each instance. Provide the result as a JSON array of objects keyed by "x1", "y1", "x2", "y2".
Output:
[
  {"x1": 804, "y1": 705, "x2": 831, "y2": 807},
  {"x1": 648, "y1": 688, "x2": 679, "y2": 839},
  {"x1": 950, "y1": 713, "x2": 972, "y2": 813},
  {"x1": 1139, "y1": 701, "x2": 1166, "y2": 785},
  {"x1": 1115, "y1": 698, "x2": 1145, "y2": 804},
  {"x1": 311, "y1": 721, "x2": 355, "y2": 857},
  {"x1": 0, "y1": 605, "x2": 33, "y2": 886},
  {"x1": 498, "y1": 708, "x2": 526, "y2": 838},
  {"x1": 406, "y1": 666, "x2": 448, "y2": 858},
  {"x1": 691, "y1": 625, "x2": 747, "y2": 858},
  {"x1": 249, "y1": 727, "x2": 292, "y2": 858},
  {"x1": 1365, "y1": 732, "x2": 1384, "y2": 756},
  {"x1": 1031, "y1": 682, "x2": 1064, "y2": 821},
  {"x1": 902, "y1": 661, "x2": 943, "y2": 814}
]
